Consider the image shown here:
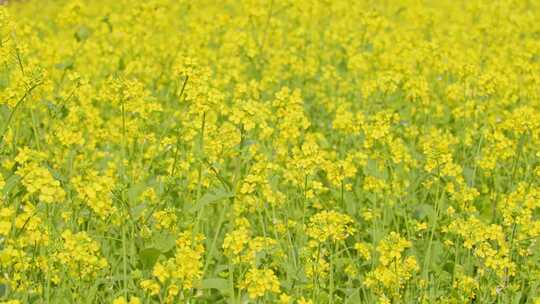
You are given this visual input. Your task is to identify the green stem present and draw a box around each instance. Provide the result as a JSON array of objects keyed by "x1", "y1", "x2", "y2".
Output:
[{"x1": 0, "y1": 83, "x2": 41, "y2": 148}]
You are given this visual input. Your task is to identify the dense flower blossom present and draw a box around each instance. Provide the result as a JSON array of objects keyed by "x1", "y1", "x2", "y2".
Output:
[{"x1": 0, "y1": 0, "x2": 539, "y2": 302}]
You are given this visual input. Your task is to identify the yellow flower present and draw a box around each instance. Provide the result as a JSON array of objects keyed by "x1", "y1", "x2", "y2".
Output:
[
  {"x1": 279, "y1": 293, "x2": 292, "y2": 304},
  {"x1": 112, "y1": 297, "x2": 127, "y2": 304},
  {"x1": 128, "y1": 297, "x2": 141, "y2": 304},
  {"x1": 354, "y1": 242, "x2": 372, "y2": 260},
  {"x1": 364, "y1": 232, "x2": 419, "y2": 300},
  {"x1": 54, "y1": 230, "x2": 108, "y2": 280},
  {"x1": 152, "y1": 262, "x2": 169, "y2": 283},
  {"x1": 297, "y1": 297, "x2": 313, "y2": 304},
  {"x1": 415, "y1": 221, "x2": 428, "y2": 232},
  {"x1": 223, "y1": 226, "x2": 250, "y2": 263},
  {"x1": 140, "y1": 280, "x2": 160, "y2": 296},
  {"x1": 239, "y1": 267, "x2": 281, "y2": 299},
  {"x1": 306, "y1": 210, "x2": 356, "y2": 243}
]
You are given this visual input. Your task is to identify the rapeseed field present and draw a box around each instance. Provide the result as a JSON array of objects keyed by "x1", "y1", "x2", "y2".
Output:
[{"x1": 1, "y1": 0, "x2": 540, "y2": 303}]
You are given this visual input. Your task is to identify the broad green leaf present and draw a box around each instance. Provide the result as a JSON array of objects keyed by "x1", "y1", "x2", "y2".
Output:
[
  {"x1": 139, "y1": 247, "x2": 162, "y2": 270},
  {"x1": 200, "y1": 278, "x2": 229, "y2": 292},
  {"x1": 190, "y1": 188, "x2": 233, "y2": 213},
  {"x1": 151, "y1": 232, "x2": 176, "y2": 253}
]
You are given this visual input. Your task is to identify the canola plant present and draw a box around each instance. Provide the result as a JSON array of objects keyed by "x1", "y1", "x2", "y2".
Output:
[{"x1": 1, "y1": 0, "x2": 540, "y2": 303}]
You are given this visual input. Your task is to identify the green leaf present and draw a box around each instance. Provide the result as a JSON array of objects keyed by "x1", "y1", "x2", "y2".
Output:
[
  {"x1": 128, "y1": 181, "x2": 147, "y2": 203},
  {"x1": 214, "y1": 264, "x2": 229, "y2": 276},
  {"x1": 462, "y1": 166, "x2": 475, "y2": 185},
  {"x1": 190, "y1": 188, "x2": 233, "y2": 213},
  {"x1": 139, "y1": 247, "x2": 162, "y2": 270},
  {"x1": 55, "y1": 58, "x2": 74, "y2": 70},
  {"x1": 415, "y1": 204, "x2": 435, "y2": 220},
  {"x1": 429, "y1": 240, "x2": 446, "y2": 269},
  {"x1": 200, "y1": 278, "x2": 229, "y2": 292},
  {"x1": 75, "y1": 26, "x2": 91, "y2": 42},
  {"x1": 131, "y1": 204, "x2": 146, "y2": 219},
  {"x1": 151, "y1": 232, "x2": 176, "y2": 253},
  {"x1": 1, "y1": 174, "x2": 20, "y2": 196},
  {"x1": 344, "y1": 289, "x2": 361, "y2": 304}
]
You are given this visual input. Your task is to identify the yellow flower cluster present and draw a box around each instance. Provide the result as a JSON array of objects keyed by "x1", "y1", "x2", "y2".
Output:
[
  {"x1": 112, "y1": 296, "x2": 141, "y2": 304},
  {"x1": 141, "y1": 231, "x2": 205, "y2": 302},
  {"x1": 14, "y1": 148, "x2": 65, "y2": 204},
  {"x1": 306, "y1": 211, "x2": 356, "y2": 243},
  {"x1": 1, "y1": 0, "x2": 540, "y2": 302},
  {"x1": 239, "y1": 267, "x2": 281, "y2": 300},
  {"x1": 364, "y1": 232, "x2": 419, "y2": 302},
  {"x1": 54, "y1": 230, "x2": 109, "y2": 280}
]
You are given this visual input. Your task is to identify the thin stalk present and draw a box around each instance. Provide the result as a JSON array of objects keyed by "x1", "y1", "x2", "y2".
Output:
[
  {"x1": 194, "y1": 112, "x2": 207, "y2": 232},
  {"x1": 170, "y1": 75, "x2": 189, "y2": 177},
  {"x1": 0, "y1": 82, "x2": 41, "y2": 148}
]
